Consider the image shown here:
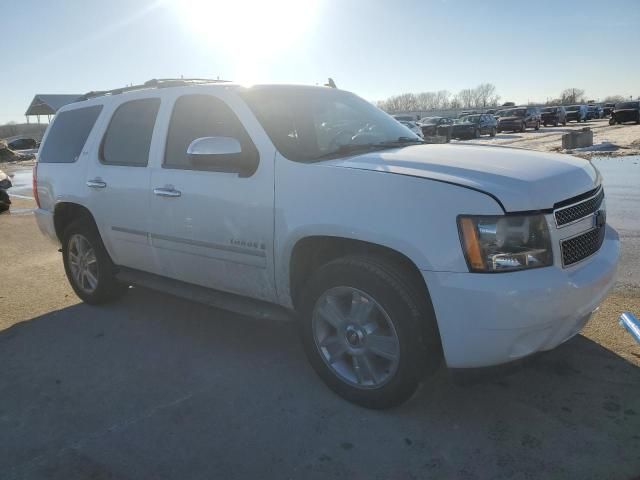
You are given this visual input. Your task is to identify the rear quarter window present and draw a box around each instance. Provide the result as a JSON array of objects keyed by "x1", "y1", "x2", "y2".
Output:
[
  {"x1": 38, "y1": 105, "x2": 103, "y2": 163},
  {"x1": 100, "y1": 98, "x2": 160, "y2": 167}
]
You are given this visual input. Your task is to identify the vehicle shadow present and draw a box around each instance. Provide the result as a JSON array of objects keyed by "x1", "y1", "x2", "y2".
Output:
[{"x1": 1, "y1": 287, "x2": 639, "y2": 479}]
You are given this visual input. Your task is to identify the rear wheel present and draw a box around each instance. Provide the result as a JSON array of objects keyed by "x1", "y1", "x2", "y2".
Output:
[
  {"x1": 520, "y1": 122, "x2": 526, "y2": 133},
  {"x1": 554, "y1": 120, "x2": 559, "y2": 127},
  {"x1": 490, "y1": 127, "x2": 497, "y2": 137},
  {"x1": 299, "y1": 255, "x2": 441, "y2": 409},
  {"x1": 534, "y1": 121, "x2": 540, "y2": 131},
  {"x1": 474, "y1": 128, "x2": 481, "y2": 139},
  {"x1": 62, "y1": 220, "x2": 127, "y2": 304}
]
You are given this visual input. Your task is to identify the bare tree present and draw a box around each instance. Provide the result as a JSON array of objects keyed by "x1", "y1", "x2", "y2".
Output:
[
  {"x1": 475, "y1": 83, "x2": 500, "y2": 108},
  {"x1": 560, "y1": 88, "x2": 586, "y2": 105}
]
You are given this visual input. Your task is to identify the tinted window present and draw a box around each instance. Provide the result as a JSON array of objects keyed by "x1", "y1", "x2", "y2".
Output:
[
  {"x1": 101, "y1": 98, "x2": 160, "y2": 166},
  {"x1": 39, "y1": 106, "x2": 103, "y2": 163},
  {"x1": 164, "y1": 94, "x2": 258, "y2": 171}
]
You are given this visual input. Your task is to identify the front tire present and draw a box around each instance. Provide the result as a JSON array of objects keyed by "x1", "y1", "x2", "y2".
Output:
[
  {"x1": 299, "y1": 255, "x2": 441, "y2": 409},
  {"x1": 490, "y1": 127, "x2": 497, "y2": 137},
  {"x1": 62, "y1": 220, "x2": 126, "y2": 304}
]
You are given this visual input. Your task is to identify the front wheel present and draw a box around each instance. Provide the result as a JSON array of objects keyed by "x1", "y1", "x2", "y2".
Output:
[
  {"x1": 474, "y1": 128, "x2": 481, "y2": 139},
  {"x1": 490, "y1": 127, "x2": 497, "y2": 137},
  {"x1": 520, "y1": 123, "x2": 526, "y2": 133},
  {"x1": 534, "y1": 121, "x2": 540, "y2": 131},
  {"x1": 299, "y1": 256, "x2": 441, "y2": 409},
  {"x1": 62, "y1": 220, "x2": 127, "y2": 304}
]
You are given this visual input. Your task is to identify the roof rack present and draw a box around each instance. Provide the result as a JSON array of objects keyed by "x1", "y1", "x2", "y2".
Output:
[{"x1": 75, "y1": 77, "x2": 231, "y2": 102}]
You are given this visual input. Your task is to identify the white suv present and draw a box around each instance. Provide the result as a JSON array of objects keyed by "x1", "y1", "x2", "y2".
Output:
[{"x1": 34, "y1": 79, "x2": 619, "y2": 408}]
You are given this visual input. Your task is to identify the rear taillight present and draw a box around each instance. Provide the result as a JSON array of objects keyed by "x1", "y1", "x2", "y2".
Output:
[{"x1": 32, "y1": 163, "x2": 40, "y2": 208}]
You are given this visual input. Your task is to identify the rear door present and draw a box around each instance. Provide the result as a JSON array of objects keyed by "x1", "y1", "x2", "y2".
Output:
[
  {"x1": 148, "y1": 89, "x2": 277, "y2": 302},
  {"x1": 85, "y1": 95, "x2": 161, "y2": 273}
]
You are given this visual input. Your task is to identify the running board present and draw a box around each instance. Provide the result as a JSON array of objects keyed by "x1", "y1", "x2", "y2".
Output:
[{"x1": 116, "y1": 267, "x2": 294, "y2": 323}]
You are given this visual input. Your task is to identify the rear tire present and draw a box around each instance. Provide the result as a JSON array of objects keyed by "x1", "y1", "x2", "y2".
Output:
[
  {"x1": 490, "y1": 127, "x2": 496, "y2": 137},
  {"x1": 299, "y1": 255, "x2": 441, "y2": 409},
  {"x1": 62, "y1": 219, "x2": 127, "y2": 305}
]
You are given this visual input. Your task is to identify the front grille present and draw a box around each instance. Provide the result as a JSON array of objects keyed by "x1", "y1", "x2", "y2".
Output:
[
  {"x1": 554, "y1": 188, "x2": 604, "y2": 226},
  {"x1": 561, "y1": 225, "x2": 606, "y2": 266}
]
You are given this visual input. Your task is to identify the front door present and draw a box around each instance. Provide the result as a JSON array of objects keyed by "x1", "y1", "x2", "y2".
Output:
[
  {"x1": 85, "y1": 95, "x2": 161, "y2": 274},
  {"x1": 148, "y1": 90, "x2": 277, "y2": 302}
]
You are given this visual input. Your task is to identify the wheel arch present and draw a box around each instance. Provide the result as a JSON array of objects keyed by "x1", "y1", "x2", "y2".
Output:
[
  {"x1": 53, "y1": 202, "x2": 98, "y2": 243},
  {"x1": 287, "y1": 235, "x2": 430, "y2": 312}
]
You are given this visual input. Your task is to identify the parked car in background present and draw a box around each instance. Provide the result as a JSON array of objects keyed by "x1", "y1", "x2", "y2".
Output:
[
  {"x1": 541, "y1": 106, "x2": 567, "y2": 127},
  {"x1": 399, "y1": 121, "x2": 424, "y2": 139},
  {"x1": 603, "y1": 103, "x2": 616, "y2": 117},
  {"x1": 418, "y1": 116, "x2": 452, "y2": 142},
  {"x1": 565, "y1": 105, "x2": 588, "y2": 123},
  {"x1": 496, "y1": 107, "x2": 541, "y2": 133},
  {"x1": 587, "y1": 105, "x2": 603, "y2": 120},
  {"x1": 609, "y1": 101, "x2": 640, "y2": 125},
  {"x1": 7, "y1": 137, "x2": 37, "y2": 150},
  {"x1": 452, "y1": 114, "x2": 497, "y2": 139}
]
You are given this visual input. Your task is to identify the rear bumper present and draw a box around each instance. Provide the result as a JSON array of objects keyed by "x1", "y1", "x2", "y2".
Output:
[
  {"x1": 34, "y1": 208, "x2": 59, "y2": 245},
  {"x1": 422, "y1": 225, "x2": 619, "y2": 368}
]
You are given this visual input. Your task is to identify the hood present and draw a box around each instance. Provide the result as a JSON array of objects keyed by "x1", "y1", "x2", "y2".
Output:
[{"x1": 323, "y1": 144, "x2": 599, "y2": 212}]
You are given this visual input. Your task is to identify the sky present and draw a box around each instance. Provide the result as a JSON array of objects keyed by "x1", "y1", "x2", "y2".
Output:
[{"x1": 1, "y1": 0, "x2": 639, "y2": 124}]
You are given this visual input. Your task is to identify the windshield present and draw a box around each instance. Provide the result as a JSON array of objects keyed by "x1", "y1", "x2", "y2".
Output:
[
  {"x1": 616, "y1": 102, "x2": 639, "y2": 109},
  {"x1": 420, "y1": 117, "x2": 440, "y2": 125},
  {"x1": 460, "y1": 115, "x2": 480, "y2": 123},
  {"x1": 239, "y1": 86, "x2": 420, "y2": 162},
  {"x1": 566, "y1": 105, "x2": 580, "y2": 111},
  {"x1": 503, "y1": 108, "x2": 525, "y2": 117},
  {"x1": 542, "y1": 107, "x2": 556, "y2": 113}
]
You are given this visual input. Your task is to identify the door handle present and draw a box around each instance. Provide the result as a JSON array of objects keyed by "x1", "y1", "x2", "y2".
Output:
[
  {"x1": 154, "y1": 187, "x2": 181, "y2": 198},
  {"x1": 86, "y1": 179, "x2": 107, "y2": 189}
]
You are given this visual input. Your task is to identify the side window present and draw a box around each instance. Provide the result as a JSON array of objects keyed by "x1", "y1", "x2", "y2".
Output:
[
  {"x1": 39, "y1": 106, "x2": 103, "y2": 163},
  {"x1": 101, "y1": 98, "x2": 160, "y2": 166},
  {"x1": 164, "y1": 94, "x2": 258, "y2": 172}
]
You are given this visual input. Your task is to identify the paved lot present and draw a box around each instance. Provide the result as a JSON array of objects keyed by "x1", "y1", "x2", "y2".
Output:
[{"x1": 1, "y1": 153, "x2": 640, "y2": 479}]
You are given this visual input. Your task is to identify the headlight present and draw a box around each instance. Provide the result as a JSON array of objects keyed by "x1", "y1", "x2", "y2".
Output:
[{"x1": 457, "y1": 214, "x2": 553, "y2": 272}]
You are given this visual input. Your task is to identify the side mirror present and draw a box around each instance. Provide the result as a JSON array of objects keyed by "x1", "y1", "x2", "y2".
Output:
[
  {"x1": 186, "y1": 136, "x2": 258, "y2": 176},
  {"x1": 187, "y1": 136, "x2": 242, "y2": 157}
]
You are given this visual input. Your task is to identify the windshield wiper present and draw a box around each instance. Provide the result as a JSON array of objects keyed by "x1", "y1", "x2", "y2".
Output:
[
  {"x1": 377, "y1": 136, "x2": 425, "y2": 146},
  {"x1": 311, "y1": 137, "x2": 423, "y2": 161}
]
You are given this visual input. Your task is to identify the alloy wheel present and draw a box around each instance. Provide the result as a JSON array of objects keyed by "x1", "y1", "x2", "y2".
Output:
[
  {"x1": 68, "y1": 234, "x2": 99, "y2": 294},
  {"x1": 312, "y1": 286, "x2": 400, "y2": 389}
]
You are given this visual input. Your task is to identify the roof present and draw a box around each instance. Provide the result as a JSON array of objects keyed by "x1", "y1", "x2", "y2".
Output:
[{"x1": 25, "y1": 94, "x2": 82, "y2": 116}]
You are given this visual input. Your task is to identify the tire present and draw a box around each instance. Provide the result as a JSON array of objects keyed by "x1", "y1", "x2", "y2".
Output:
[
  {"x1": 543, "y1": 122, "x2": 547, "y2": 127},
  {"x1": 609, "y1": 117, "x2": 616, "y2": 126},
  {"x1": 62, "y1": 219, "x2": 127, "y2": 304},
  {"x1": 474, "y1": 128, "x2": 481, "y2": 139},
  {"x1": 520, "y1": 123, "x2": 526, "y2": 133},
  {"x1": 554, "y1": 120, "x2": 558, "y2": 127},
  {"x1": 534, "y1": 121, "x2": 540, "y2": 131},
  {"x1": 490, "y1": 127, "x2": 496, "y2": 137},
  {"x1": 299, "y1": 255, "x2": 441, "y2": 409},
  {"x1": 563, "y1": 120, "x2": 567, "y2": 126}
]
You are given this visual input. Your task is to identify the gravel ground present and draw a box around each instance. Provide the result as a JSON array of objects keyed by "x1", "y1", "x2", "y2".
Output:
[
  {"x1": 454, "y1": 118, "x2": 640, "y2": 158},
  {"x1": 1, "y1": 180, "x2": 639, "y2": 478}
]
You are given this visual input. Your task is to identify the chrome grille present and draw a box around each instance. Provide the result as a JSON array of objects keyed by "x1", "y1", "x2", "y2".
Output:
[
  {"x1": 554, "y1": 188, "x2": 604, "y2": 227},
  {"x1": 561, "y1": 224, "x2": 606, "y2": 266}
]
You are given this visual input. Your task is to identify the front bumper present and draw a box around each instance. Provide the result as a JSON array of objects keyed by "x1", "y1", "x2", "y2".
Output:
[
  {"x1": 497, "y1": 121, "x2": 521, "y2": 130},
  {"x1": 422, "y1": 225, "x2": 619, "y2": 368}
]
